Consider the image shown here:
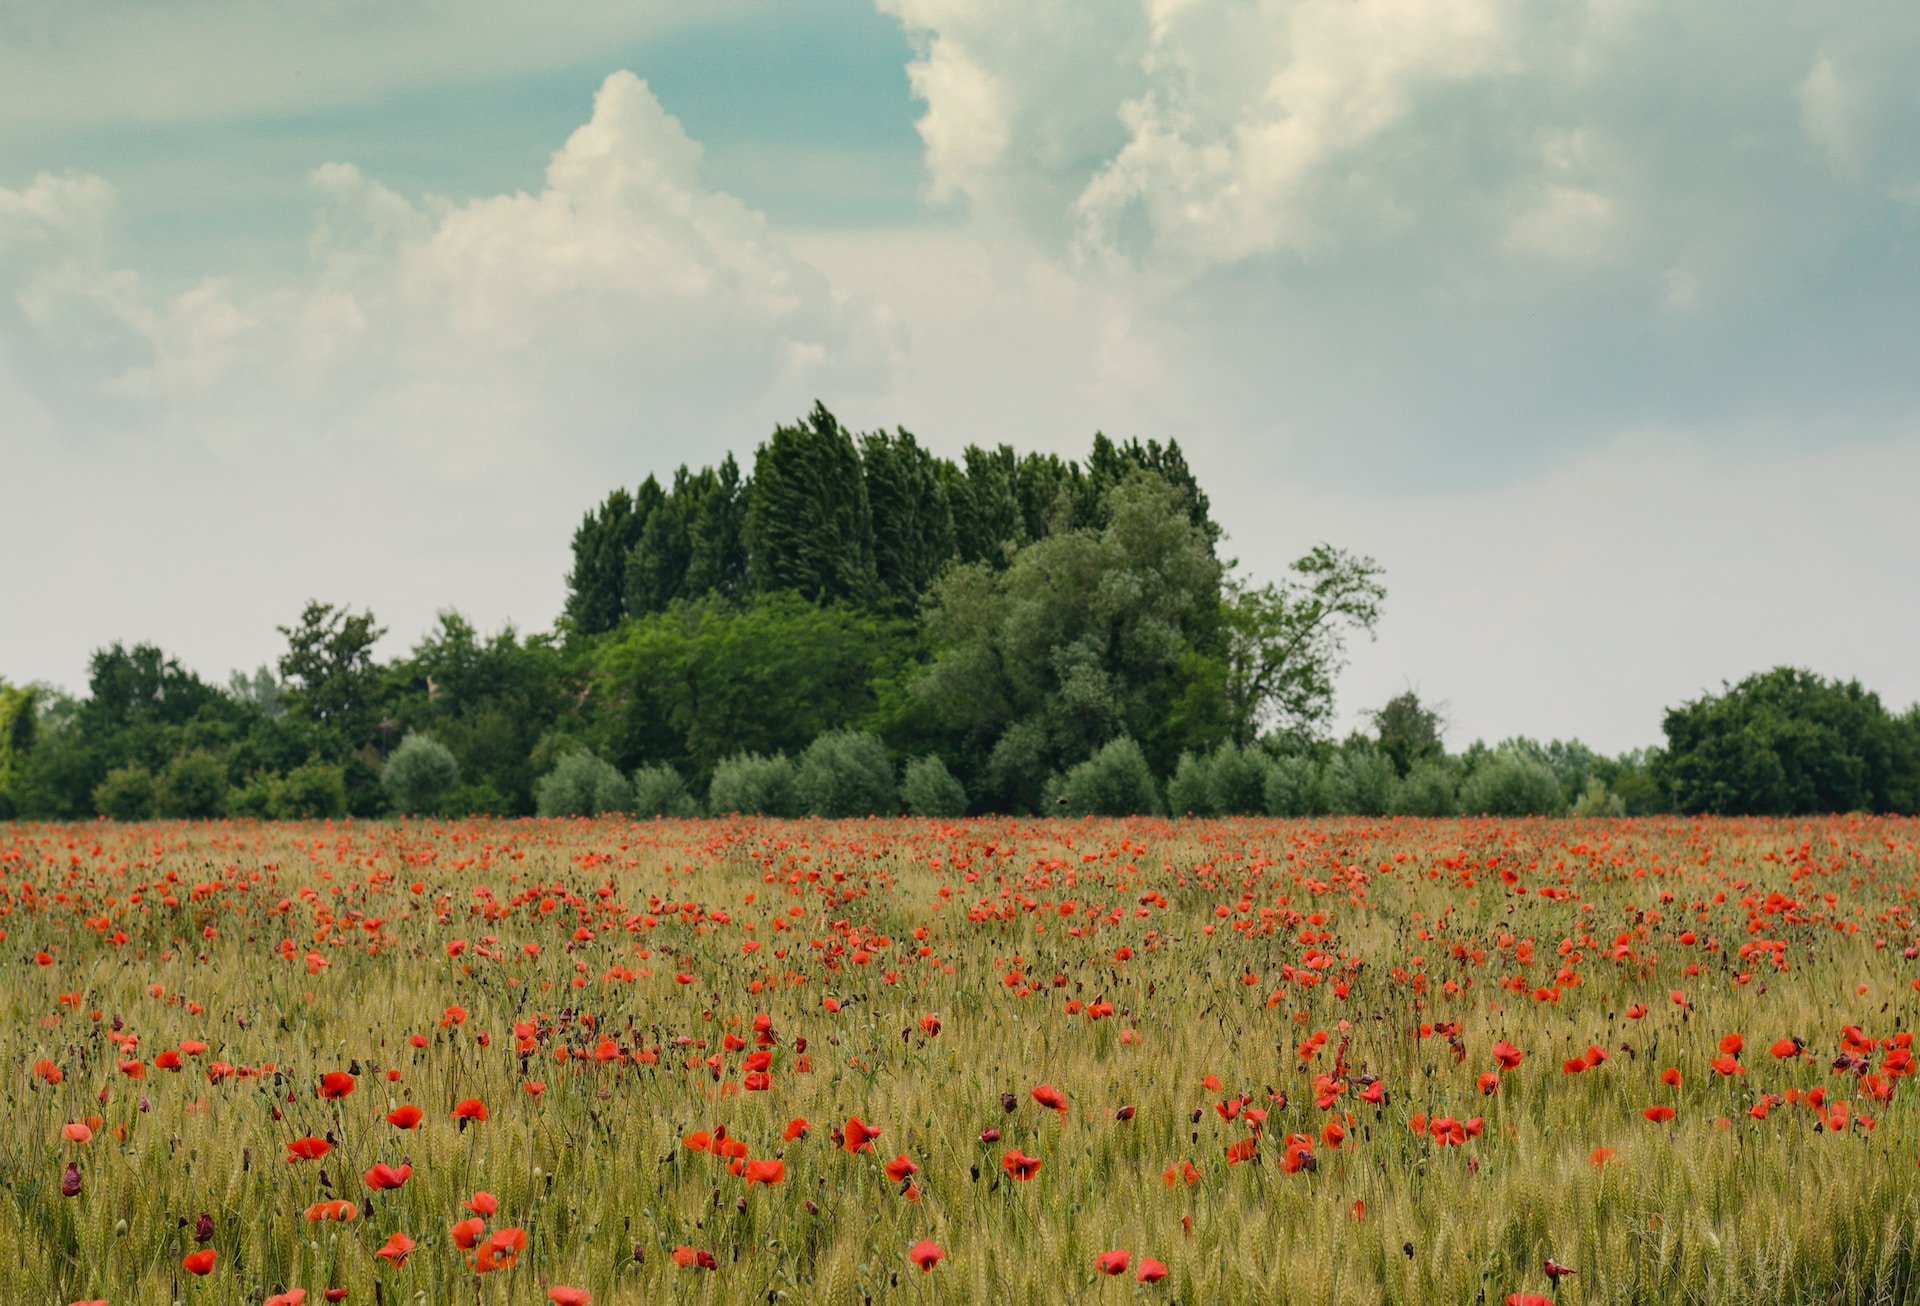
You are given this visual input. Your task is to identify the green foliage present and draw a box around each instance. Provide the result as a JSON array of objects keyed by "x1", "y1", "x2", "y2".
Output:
[
  {"x1": 278, "y1": 601, "x2": 386, "y2": 748},
  {"x1": 383, "y1": 611, "x2": 570, "y2": 814},
  {"x1": 1265, "y1": 751, "x2": 1327, "y2": 818},
  {"x1": 273, "y1": 759, "x2": 350, "y2": 819},
  {"x1": 93, "y1": 763, "x2": 156, "y2": 820},
  {"x1": 0, "y1": 679, "x2": 34, "y2": 812},
  {"x1": 1369, "y1": 689, "x2": 1446, "y2": 777},
  {"x1": 624, "y1": 457, "x2": 750, "y2": 616},
  {"x1": 564, "y1": 479, "x2": 659, "y2": 638},
  {"x1": 706, "y1": 752, "x2": 799, "y2": 816},
  {"x1": 794, "y1": 730, "x2": 896, "y2": 817},
  {"x1": 900, "y1": 755, "x2": 968, "y2": 817},
  {"x1": 1048, "y1": 736, "x2": 1160, "y2": 816},
  {"x1": 1221, "y1": 547, "x2": 1385, "y2": 745},
  {"x1": 156, "y1": 750, "x2": 228, "y2": 819},
  {"x1": 595, "y1": 593, "x2": 901, "y2": 785},
  {"x1": 1459, "y1": 748, "x2": 1566, "y2": 816},
  {"x1": 533, "y1": 751, "x2": 631, "y2": 817},
  {"x1": 1571, "y1": 777, "x2": 1627, "y2": 816},
  {"x1": 861, "y1": 428, "x2": 957, "y2": 613},
  {"x1": 747, "y1": 403, "x2": 878, "y2": 605},
  {"x1": 915, "y1": 471, "x2": 1222, "y2": 810},
  {"x1": 1392, "y1": 761, "x2": 1458, "y2": 817},
  {"x1": 382, "y1": 733, "x2": 460, "y2": 816},
  {"x1": 1168, "y1": 743, "x2": 1272, "y2": 815},
  {"x1": 1323, "y1": 745, "x2": 1397, "y2": 817},
  {"x1": 631, "y1": 764, "x2": 701, "y2": 818},
  {"x1": 1656, "y1": 667, "x2": 1920, "y2": 815}
]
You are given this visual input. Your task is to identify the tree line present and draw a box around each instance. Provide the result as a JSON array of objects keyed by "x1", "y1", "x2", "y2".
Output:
[{"x1": 2, "y1": 404, "x2": 1916, "y2": 820}]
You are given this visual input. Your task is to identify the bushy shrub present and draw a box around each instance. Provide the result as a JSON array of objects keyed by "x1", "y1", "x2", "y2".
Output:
[
  {"x1": 1571, "y1": 777, "x2": 1627, "y2": 817},
  {"x1": 382, "y1": 733, "x2": 460, "y2": 815},
  {"x1": 1392, "y1": 761, "x2": 1457, "y2": 817},
  {"x1": 1459, "y1": 752, "x2": 1565, "y2": 816},
  {"x1": 795, "y1": 730, "x2": 896, "y2": 816},
  {"x1": 1207, "y1": 744, "x2": 1273, "y2": 815},
  {"x1": 157, "y1": 751, "x2": 228, "y2": 819},
  {"x1": 1165, "y1": 751, "x2": 1215, "y2": 815},
  {"x1": 1264, "y1": 755, "x2": 1325, "y2": 817},
  {"x1": 229, "y1": 774, "x2": 275, "y2": 819},
  {"x1": 94, "y1": 764, "x2": 156, "y2": 820},
  {"x1": 534, "y1": 751, "x2": 631, "y2": 817},
  {"x1": 442, "y1": 781, "x2": 513, "y2": 816},
  {"x1": 1050, "y1": 737, "x2": 1159, "y2": 816},
  {"x1": 708, "y1": 752, "x2": 800, "y2": 816},
  {"x1": 632, "y1": 763, "x2": 701, "y2": 817},
  {"x1": 1324, "y1": 747, "x2": 1397, "y2": 816},
  {"x1": 900, "y1": 755, "x2": 968, "y2": 817},
  {"x1": 272, "y1": 760, "x2": 349, "y2": 819}
]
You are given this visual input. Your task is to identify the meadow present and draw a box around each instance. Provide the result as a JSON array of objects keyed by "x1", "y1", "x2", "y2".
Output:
[{"x1": 5, "y1": 814, "x2": 1920, "y2": 1306}]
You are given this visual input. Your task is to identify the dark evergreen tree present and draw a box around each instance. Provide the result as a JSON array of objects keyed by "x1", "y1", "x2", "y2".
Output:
[
  {"x1": 563, "y1": 477, "x2": 661, "y2": 637},
  {"x1": 861, "y1": 428, "x2": 956, "y2": 611},
  {"x1": 746, "y1": 403, "x2": 878, "y2": 605},
  {"x1": 949, "y1": 444, "x2": 1025, "y2": 567},
  {"x1": 685, "y1": 453, "x2": 750, "y2": 602},
  {"x1": 1085, "y1": 433, "x2": 1217, "y2": 540}
]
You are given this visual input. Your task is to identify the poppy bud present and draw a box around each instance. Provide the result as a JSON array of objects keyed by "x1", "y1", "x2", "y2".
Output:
[
  {"x1": 804, "y1": 1200, "x2": 819, "y2": 1215},
  {"x1": 195, "y1": 1211, "x2": 215, "y2": 1243},
  {"x1": 62, "y1": 1163, "x2": 82, "y2": 1198},
  {"x1": 1000, "y1": 1092, "x2": 1018, "y2": 1113}
]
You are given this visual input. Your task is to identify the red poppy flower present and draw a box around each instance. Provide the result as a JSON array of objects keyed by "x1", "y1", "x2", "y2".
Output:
[
  {"x1": 671, "y1": 1245, "x2": 717, "y2": 1269},
  {"x1": 466, "y1": 1191, "x2": 499, "y2": 1217},
  {"x1": 884, "y1": 1154, "x2": 919, "y2": 1183},
  {"x1": 909, "y1": 1240, "x2": 945, "y2": 1271},
  {"x1": 1661, "y1": 1068, "x2": 1682, "y2": 1088},
  {"x1": 1771, "y1": 1038, "x2": 1802, "y2": 1059},
  {"x1": 287, "y1": 1138, "x2": 331, "y2": 1162},
  {"x1": 783, "y1": 1118, "x2": 810, "y2": 1142},
  {"x1": 1097, "y1": 1250, "x2": 1130, "y2": 1276},
  {"x1": 743, "y1": 1159, "x2": 785, "y2": 1186},
  {"x1": 1644, "y1": 1106, "x2": 1676, "y2": 1123},
  {"x1": 1032, "y1": 1084, "x2": 1067, "y2": 1112},
  {"x1": 364, "y1": 1162, "x2": 412, "y2": 1190},
  {"x1": 182, "y1": 1249, "x2": 217, "y2": 1275},
  {"x1": 844, "y1": 1116, "x2": 881, "y2": 1153},
  {"x1": 1719, "y1": 1033, "x2": 1744, "y2": 1057},
  {"x1": 386, "y1": 1105, "x2": 423, "y2": 1129},
  {"x1": 1002, "y1": 1149, "x2": 1043, "y2": 1180},
  {"x1": 548, "y1": 1289, "x2": 592, "y2": 1305},
  {"x1": 1138, "y1": 1258, "x2": 1169, "y2": 1283},
  {"x1": 451, "y1": 1218, "x2": 486, "y2": 1249},
  {"x1": 1491, "y1": 1040, "x2": 1524, "y2": 1070},
  {"x1": 374, "y1": 1231, "x2": 416, "y2": 1266},
  {"x1": 319, "y1": 1072, "x2": 355, "y2": 1100}
]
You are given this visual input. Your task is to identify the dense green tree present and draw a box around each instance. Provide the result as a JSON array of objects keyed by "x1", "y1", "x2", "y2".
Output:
[
  {"x1": 861, "y1": 429, "x2": 957, "y2": 612},
  {"x1": 747, "y1": 403, "x2": 878, "y2": 604},
  {"x1": 0, "y1": 680, "x2": 34, "y2": 815},
  {"x1": 1084, "y1": 433, "x2": 1216, "y2": 540},
  {"x1": 900, "y1": 755, "x2": 968, "y2": 817},
  {"x1": 915, "y1": 471, "x2": 1222, "y2": 810},
  {"x1": 707, "y1": 752, "x2": 800, "y2": 816},
  {"x1": 94, "y1": 763, "x2": 157, "y2": 820},
  {"x1": 1368, "y1": 689, "x2": 1446, "y2": 777},
  {"x1": 1656, "y1": 668, "x2": 1920, "y2": 815},
  {"x1": 631, "y1": 764, "x2": 701, "y2": 817},
  {"x1": 1047, "y1": 737, "x2": 1160, "y2": 816},
  {"x1": 278, "y1": 602, "x2": 386, "y2": 748},
  {"x1": 594, "y1": 593, "x2": 904, "y2": 785},
  {"x1": 947, "y1": 444, "x2": 1026, "y2": 567},
  {"x1": 533, "y1": 751, "x2": 631, "y2": 817},
  {"x1": 625, "y1": 457, "x2": 750, "y2": 616},
  {"x1": 564, "y1": 478, "x2": 662, "y2": 637}
]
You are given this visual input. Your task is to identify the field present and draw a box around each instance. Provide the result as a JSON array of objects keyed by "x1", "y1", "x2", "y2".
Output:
[{"x1": 6, "y1": 816, "x2": 1920, "y2": 1306}]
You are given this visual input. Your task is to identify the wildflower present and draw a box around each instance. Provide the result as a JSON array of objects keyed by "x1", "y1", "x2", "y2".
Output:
[
  {"x1": 318, "y1": 1072, "x2": 355, "y2": 1100},
  {"x1": 374, "y1": 1232, "x2": 416, "y2": 1267},
  {"x1": 1002, "y1": 1149, "x2": 1042, "y2": 1180},
  {"x1": 182, "y1": 1249, "x2": 217, "y2": 1275},
  {"x1": 909, "y1": 1240, "x2": 945, "y2": 1271},
  {"x1": 1138, "y1": 1257, "x2": 1170, "y2": 1283},
  {"x1": 1097, "y1": 1250, "x2": 1130, "y2": 1276},
  {"x1": 386, "y1": 1105, "x2": 423, "y2": 1129}
]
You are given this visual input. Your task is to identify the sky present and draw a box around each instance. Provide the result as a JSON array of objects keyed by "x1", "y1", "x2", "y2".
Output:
[{"x1": 2, "y1": 0, "x2": 1918, "y2": 755}]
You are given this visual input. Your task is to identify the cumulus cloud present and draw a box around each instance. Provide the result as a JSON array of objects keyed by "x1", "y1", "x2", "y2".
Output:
[
  {"x1": 3, "y1": 72, "x2": 891, "y2": 460},
  {"x1": 1796, "y1": 56, "x2": 1860, "y2": 175}
]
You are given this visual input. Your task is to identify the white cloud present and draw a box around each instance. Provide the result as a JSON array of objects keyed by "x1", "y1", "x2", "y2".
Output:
[
  {"x1": 1796, "y1": 56, "x2": 1860, "y2": 175},
  {"x1": 1507, "y1": 185, "x2": 1615, "y2": 261},
  {"x1": 5, "y1": 73, "x2": 892, "y2": 456},
  {"x1": 0, "y1": 172, "x2": 116, "y2": 261},
  {"x1": 1075, "y1": 0, "x2": 1514, "y2": 272}
]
